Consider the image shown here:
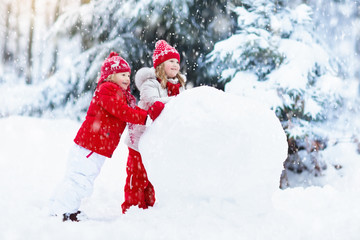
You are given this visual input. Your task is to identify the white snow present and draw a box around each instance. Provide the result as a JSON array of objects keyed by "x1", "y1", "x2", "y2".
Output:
[{"x1": 1, "y1": 86, "x2": 360, "y2": 239}]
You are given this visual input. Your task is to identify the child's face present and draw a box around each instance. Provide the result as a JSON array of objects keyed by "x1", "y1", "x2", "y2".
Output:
[
  {"x1": 163, "y1": 58, "x2": 180, "y2": 78},
  {"x1": 113, "y1": 72, "x2": 131, "y2": 90}
]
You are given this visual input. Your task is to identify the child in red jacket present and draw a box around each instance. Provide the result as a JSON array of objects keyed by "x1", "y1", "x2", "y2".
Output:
[{"x1": 49, "y1": 52, "x2": 164, "y2": 222}]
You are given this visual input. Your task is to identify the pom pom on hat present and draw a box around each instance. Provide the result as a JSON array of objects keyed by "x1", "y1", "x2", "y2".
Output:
[
  {"x1": 108, "y1": 51, "x2": 119, "y2": 58},
  {"x1": 102, "y1": 52, "x2": 130, "y2": 74},
  {"x1": 152, "y1": 40, "x2": 180, "y2": 69},
  {"x1": 97, "y1": 51, "x2": 131, "y2": 86}
]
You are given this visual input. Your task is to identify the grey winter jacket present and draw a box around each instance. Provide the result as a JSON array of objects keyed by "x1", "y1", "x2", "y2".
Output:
[{"x1": 126, "y1": 67, "x2": 186, "y2": 151}]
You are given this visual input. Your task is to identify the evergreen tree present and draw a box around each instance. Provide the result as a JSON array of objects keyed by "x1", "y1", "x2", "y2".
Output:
[
  {"x1": 129, "y1": 0, "x2": 237, "y2": 89},
  {"x1": 30, "y1": 0, "x2": 236, "y2": 119},
  {"x1": 205, "y1": 0, "x2": 351, "y2": 187}
]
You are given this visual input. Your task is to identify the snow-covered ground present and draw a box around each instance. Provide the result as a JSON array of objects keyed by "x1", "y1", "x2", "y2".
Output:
[{"x1": 1, "y1": 86, "x2": 360, "y2": 240}]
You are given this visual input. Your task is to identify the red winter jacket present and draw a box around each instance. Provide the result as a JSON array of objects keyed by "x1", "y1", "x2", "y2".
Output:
[{"x1": 74, "y1": 81, "x2": 148, "y2": 158}]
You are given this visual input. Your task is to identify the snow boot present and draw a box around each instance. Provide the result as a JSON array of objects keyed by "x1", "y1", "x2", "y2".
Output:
[{"x1": 62, "y1": 210, "x2": 87, "y2": 222}]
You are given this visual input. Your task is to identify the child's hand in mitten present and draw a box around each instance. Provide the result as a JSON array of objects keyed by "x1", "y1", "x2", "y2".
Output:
[{"x1": 148, "y1": 101, "x2": 165, "y2": 120}]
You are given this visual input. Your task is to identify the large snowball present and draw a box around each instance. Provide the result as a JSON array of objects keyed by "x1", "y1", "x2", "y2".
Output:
[{"x1": 139, "y1": 86, "x2": 288, "y2": 213}]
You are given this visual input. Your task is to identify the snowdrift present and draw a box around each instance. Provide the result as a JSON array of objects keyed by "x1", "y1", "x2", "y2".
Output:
[{"x1": 140, "y1": 86, "x2": 288, "y2": 214}]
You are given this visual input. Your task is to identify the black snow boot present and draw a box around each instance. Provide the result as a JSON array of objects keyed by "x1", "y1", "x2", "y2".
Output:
[{"x1": 62, "y1": 211, "x2": 83, "y2": 222}]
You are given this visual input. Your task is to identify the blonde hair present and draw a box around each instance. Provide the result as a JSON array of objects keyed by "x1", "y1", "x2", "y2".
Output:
[
  {"x1": 155, "y1": 63, "x2": 185, "y2": 89},
  {"x1": 105, "y1": 74, "x2": 115, "y2": 82},
  {"x1": 97, "y1": 74, "x2": 115, "y2": 83}
]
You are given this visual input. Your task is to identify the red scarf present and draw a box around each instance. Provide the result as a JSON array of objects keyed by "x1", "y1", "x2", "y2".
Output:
[
  {"x1": 157, "y1": 78, "x2": 181, "y2": 96},
  {"x1": 124, "y1": 87, "x2": 137, "y2": 145},
  {"x1": 123, "y1": 87, "x2": 136, "y2": 108},
  {"x1": 167, "y1": 81, "x2": 181, "y2": 96}
]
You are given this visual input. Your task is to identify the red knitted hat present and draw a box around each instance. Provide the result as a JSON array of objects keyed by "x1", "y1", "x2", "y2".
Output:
[
  {"x1": 97, "y1": 52, "x2": 131, "y2": 86},
  {"x1": 152, "y1": 40, "x2": 180, "y2": 69}
]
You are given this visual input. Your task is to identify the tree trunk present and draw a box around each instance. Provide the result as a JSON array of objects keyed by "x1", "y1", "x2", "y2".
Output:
[
  {"x1": 26, "y1": 0, "x2": 36, "y2": 84},
  {"x1": 81, "y1": 0, "x2": 90, "y2": 4},
  {"x1": 48, "y1": 0, "x2": 61, "y2": 77},
  {"x1": 2, "y1": 3, "x2": 12, "y2": 63},
  {"x1": 15, "y1": 0, "x2": 21, "y2": 72}
]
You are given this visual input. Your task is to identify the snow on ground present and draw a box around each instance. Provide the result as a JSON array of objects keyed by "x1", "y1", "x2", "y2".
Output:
[{"x1": 1, "y1": 86, "x2": 360, "y2": 240}]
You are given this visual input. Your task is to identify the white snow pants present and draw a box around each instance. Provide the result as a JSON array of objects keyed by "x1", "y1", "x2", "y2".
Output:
[{"x1": 49, "y1": 144, "x2": 106, "y2": 215}]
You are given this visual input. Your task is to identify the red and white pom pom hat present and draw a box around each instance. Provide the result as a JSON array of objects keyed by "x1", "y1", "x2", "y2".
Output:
[
  {"x1": 152, "y1": 40, "x2": 180, "y2": 69},
  {"x1": 97, "y1": 52, "x2": 131, "y2": 86}
]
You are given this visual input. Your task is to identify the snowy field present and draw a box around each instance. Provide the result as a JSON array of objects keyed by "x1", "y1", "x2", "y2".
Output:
[{"x1": 1, "y1": 87, "x2": 360, "y2": 240}]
